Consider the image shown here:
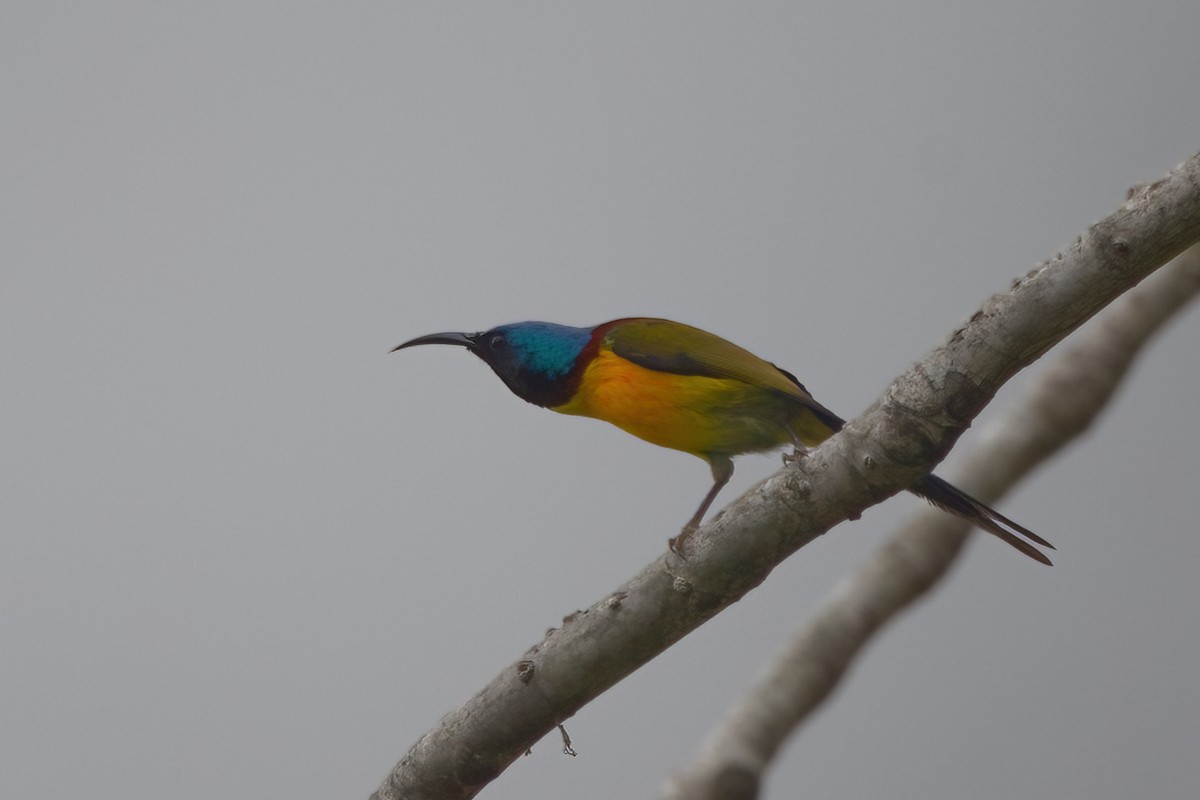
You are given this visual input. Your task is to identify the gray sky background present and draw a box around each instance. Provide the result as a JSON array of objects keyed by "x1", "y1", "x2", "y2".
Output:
[{"x1": 5, "y1": 3, "x2": 1200, "y2": 798}]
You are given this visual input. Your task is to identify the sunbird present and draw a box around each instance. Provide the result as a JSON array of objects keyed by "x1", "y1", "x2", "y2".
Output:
[{"x1": 393, "y1": 318, "x2": 1053, "y2": 564}]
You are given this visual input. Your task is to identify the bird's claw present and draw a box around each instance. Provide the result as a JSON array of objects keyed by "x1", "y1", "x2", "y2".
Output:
[
  {"x1": 782, "y1": 445, "x2": 808, "y2": 465},
  {"x1": 669, "y1": 523, "x2": 698, "y2": 559}
]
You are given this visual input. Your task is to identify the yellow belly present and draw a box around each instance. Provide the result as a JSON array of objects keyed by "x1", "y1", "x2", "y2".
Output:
[{"x1": 551, "y1": 349, "x2": 828, "y2": 458}]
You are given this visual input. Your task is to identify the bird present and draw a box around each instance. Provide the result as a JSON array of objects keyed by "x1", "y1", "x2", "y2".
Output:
[{"x1": 393, "y1": 318, "x2": 1054, "y2": 564}]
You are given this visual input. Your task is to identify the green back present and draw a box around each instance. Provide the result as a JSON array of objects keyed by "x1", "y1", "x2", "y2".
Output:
[{"x1": 602, "y1": 318, "x2": 844, "y2": 430}]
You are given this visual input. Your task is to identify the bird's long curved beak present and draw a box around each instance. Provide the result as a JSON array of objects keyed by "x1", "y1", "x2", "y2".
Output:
[{"x1": 390, "y1": 331, "x2": 478, "y2": 353}]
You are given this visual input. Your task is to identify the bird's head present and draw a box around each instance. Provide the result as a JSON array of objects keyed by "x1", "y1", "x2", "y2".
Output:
[{"x1": 393, "y1": 321, "x2": 594, "y2": 407}]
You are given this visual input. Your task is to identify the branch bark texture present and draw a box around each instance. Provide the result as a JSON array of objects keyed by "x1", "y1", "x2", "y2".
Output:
[
  {"x1": 373, "y1": 153, "x2": 1200, "y2": 800},
  {"x1": 659, "y1": 244, "x2": 1200, "y2": 800}
]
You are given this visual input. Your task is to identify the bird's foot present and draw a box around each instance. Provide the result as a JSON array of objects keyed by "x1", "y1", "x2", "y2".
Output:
[
  {"x1": 783, "y1": 425, "x2": 809, "y2": 466},
  {"x1": 782, "y1": 444, "x2": 809, "y2": 465},
  {"x1": 669, "y1": 522, "x2": 699, "y2": 559}
]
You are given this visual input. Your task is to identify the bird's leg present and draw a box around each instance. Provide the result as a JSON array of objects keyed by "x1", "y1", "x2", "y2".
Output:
[
  {"x1": 669, "y1": 457, "x2": 734, "y2": 556},
  {"x1": 782, "y1": 425, "x2": 808, "y2": 465}
]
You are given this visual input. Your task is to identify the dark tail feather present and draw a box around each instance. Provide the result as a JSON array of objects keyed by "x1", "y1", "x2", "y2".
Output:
[{"x1": 911, "y1": 474, "x2": 1055, "y2": 565}]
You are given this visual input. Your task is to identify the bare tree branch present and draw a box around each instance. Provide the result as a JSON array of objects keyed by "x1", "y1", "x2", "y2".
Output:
[
  {"x1": 372, "y1": 153, "x2": 1200, "y2": 800},
  {"x1": 658, "y1": 244, "x2": 1200, "y2": 800}
]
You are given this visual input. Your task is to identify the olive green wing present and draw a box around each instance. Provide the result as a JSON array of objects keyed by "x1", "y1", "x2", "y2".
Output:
[{"x1": 603, "y1": 318, "x2": 844, "y2": 427}]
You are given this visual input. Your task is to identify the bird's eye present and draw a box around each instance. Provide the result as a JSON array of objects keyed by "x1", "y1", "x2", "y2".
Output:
[{"x1": 489, "y1": 335, "x2": 505, "y2": 350}]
